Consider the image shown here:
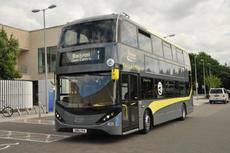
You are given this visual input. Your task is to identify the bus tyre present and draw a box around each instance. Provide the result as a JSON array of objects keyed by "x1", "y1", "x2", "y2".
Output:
[
  {"x1": 142, "y1": 110, "x2": 151, "y2": 134},
  {"x1": 180, "y1": 105, "x2": 186, "y2": 121}
]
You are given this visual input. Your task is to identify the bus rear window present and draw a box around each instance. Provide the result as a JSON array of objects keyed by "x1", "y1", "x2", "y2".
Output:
[{"x1": 210, "y1": 89, "x2": 223, "y2": 94}]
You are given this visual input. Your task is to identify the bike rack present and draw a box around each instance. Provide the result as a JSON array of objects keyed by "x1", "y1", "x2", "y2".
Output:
[
  {"x1": 41, "y1": 105, "x2": 46, "y2": 113},
  {"x1": 25, "y1": 108, "x2": 30, "y2": 115},
  {"x1": 17, "y1": 107, "x2": 21, "y2": 116},
  {"x1": 33, "y1": 107, "x2": 37, "y2": 114}
]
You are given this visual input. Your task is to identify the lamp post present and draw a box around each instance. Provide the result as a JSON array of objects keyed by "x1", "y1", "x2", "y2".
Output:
[
  {"x1": 163, "y1": 34, "x2": 175, "y2": 39},
  {"x1": 32, "y1": 4, "x2": 57, "y2": 116},
  {"x1": 194, "y1": 55, "x2": 198, "y2": 100},
  {"x1": 207, "y1": 63, "x2": 211, "y2": 76},
  {"x1": 201, "y1": 59, "x2": 206, "y2": 96}
]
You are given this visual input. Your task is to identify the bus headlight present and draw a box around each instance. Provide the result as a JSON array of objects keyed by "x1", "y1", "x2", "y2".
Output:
[
  {"x1": 55, "y1": 111, "x2": 64, "y2": 123},
  {"x1": 97, "y1": 111, "x2": 119, "y2": 124}
]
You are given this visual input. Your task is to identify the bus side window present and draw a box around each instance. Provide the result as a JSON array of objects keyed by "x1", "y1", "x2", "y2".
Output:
[
  {"x1": 120, "y1": 21, "x2": 138, "y2": 48},
  {"x1": 141, "y1": 77, "x2": 157, "y2": 99}
]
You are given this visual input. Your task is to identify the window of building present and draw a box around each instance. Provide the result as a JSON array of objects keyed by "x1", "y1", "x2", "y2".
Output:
[
  {"x1": 138, "y1": 29, "x2": 152, "y2": 52},
  {"x1": 152, "y1": 35, "x2": 163, "y2": 57},
  {"x1": 163, "y1": 42, "x2": 172, "y2": 60},
  {"x1": 120, "y1": 21, "x2": 138, "y2": 47},
  {"x1": 38, "y1": 46, "x2": 57, "y2": 73},
  {"x1": 19, "y1": 65, "x2": 28, "y2": 74}
]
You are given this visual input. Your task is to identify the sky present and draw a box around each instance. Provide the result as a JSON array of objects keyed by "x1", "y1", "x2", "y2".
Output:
[{"x1": 0, "y1": 0, "x2": 229, "y2": 65}]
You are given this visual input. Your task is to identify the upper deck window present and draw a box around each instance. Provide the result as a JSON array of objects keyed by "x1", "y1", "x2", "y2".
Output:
[
  {"x1": 184, "y1": 52, "x2": 190, "y2": 66},
  {"x1": 120, "y1": 21, "x2": 138, "y2": 47},
  {"x1": 163, "y1": 41, "x2": 172, "y2": 60},
  {"x1": 176, "y1": 48, "x2": 184, "y2": 64},
  {"x1": 171, "y1": 45, "x2": 177, "y2": 62},
  {"x1": 60, "y1": 19, "x2": 116, "y2": 47},
  {"x1": 138, "y1": 29, "x2": 152, "y2": 52},
  {"x1": 152, "y1": 35, "x2": 163, "y2": 57}
]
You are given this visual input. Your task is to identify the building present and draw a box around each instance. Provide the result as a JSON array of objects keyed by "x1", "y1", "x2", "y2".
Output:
[{"x1": 0, "y1": 23, "x2": 62, "y2": 81}]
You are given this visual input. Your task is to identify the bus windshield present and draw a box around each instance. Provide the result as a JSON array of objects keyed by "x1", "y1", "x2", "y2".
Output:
[
  {"x1": 60, "y1": 19, "x2": 116, "y2": 47},
  {"x1": 58, "y1": 73, "x2": 115, "y2": 108}
]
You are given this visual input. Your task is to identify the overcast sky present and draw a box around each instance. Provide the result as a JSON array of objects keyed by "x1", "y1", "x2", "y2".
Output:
[{"x1": 0, "y1": 0, "x2": 229, "y2": 65}]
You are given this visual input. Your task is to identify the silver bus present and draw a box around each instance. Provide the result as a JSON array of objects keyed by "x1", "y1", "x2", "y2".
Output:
[{"x1": 55, "y1": 14, "x2": 193, "y2": 135}]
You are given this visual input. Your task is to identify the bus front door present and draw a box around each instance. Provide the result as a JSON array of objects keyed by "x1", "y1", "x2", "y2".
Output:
[{"x1": 121, "y1": 74, "x2": 139, "y2": 133}]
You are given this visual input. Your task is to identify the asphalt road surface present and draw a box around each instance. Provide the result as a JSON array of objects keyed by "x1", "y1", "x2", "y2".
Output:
[{"x1": 0, "y1": 102, "x2": 230, "y2": 153}]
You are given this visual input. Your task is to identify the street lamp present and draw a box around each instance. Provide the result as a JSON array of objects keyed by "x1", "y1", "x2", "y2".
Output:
[
  {"x1": 194, "y1": 55, "x2": 198, "y2": 100},
  {"x1": 163, "y1": 34, "x2": 175, "y2": 39},
  {"x1": 207, "y1": 63, "x2": 211, "y2": 76},
  {"x1": 32, "y1": 4, "x2": 57, "y2": 116},
  {"x1": 201, "y1": 59, "x2": 206, "y2": 96}
]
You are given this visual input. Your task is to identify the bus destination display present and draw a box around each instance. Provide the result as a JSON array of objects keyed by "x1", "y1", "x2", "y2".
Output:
[{"x1": 61, "y1": 48, "x2": 105, "y2": 66}]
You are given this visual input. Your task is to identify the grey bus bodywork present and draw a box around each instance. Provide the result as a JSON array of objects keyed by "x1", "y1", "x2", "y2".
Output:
[{"x1": 55, "y1": 14, "x2": 193, "y2": 135}]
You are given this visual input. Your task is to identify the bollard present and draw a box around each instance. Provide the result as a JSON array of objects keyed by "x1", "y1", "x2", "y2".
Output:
[{"x1": 38, "y1": 101, "x2": 41, "y2": 119}]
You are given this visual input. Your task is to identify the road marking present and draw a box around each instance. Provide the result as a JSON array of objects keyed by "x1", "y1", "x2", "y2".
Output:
[
  {"x1": 0, "y1": 130, "x2": 69, "y2": 143},
  {"x1": 11, "y1": 119, "x2": 55, "y2": 125},
  {"x1": 0, "y1": 142, "x2": 19, "y2": 151}
]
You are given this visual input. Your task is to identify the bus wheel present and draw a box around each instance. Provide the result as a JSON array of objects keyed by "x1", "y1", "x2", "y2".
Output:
[
  {"x1": 142, "y1": 110, "x2": 151, "y2": 134},
  {"x1": 180, "y1": 104, "x2": 186, "y2": 121}
]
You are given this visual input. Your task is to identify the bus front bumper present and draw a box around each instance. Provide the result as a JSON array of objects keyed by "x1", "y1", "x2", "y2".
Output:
[{"x1": 55, "y1": 112, "x2": 123, "y2": 135}]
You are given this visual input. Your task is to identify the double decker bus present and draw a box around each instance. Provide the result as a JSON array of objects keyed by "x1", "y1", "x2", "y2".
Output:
[{"x1": 55, "y1": 14, "x2": 193, "y2": 135}]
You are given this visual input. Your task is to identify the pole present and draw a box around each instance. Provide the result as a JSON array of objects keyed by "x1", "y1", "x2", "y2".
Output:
[
  {"x1": 209, "y1": 65, "x2": 211, "y2": 76},
  {"x1": 194, "y1": 55, "x2": 198, "y2": 100},
  {"x1": 43, "y1": 9, "x2": 49, "y2": 113},
  {"x1": 202, "y1": 60, "x2": 206, "y2": 96},
  {"x1": 38, "y1": 100, "x2": 41, "y2": 118}
]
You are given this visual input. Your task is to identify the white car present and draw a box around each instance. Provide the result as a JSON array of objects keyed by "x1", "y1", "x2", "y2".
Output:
[{"x1": 209, "y1": 88, "x2": 229, "y2": 104}]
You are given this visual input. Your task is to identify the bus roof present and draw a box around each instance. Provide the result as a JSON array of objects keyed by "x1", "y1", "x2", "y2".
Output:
[{"x1": 64, "y1": 13, "x2": 189, "y2": 55}]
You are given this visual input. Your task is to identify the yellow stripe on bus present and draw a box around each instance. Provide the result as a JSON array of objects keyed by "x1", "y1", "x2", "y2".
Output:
[{"x1": 148, "y1": 89, "x2": 193, "y2": 114}]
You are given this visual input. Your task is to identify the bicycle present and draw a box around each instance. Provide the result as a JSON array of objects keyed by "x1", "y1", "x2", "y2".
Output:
[{"x1": 0, "y1": 99, "x2": 14, "y2": 117}]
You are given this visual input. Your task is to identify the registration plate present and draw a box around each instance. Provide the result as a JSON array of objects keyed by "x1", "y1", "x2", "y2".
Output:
[{"x1": 73, "y1": 128, "x2": 87, "y2": 133}]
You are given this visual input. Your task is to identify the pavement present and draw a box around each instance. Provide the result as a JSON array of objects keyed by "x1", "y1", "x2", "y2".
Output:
[
  {"x1": 0, "y1": 106, "x2": 54, "y2": 123},
  {"x1": 2, "y1": 98, "x2": 230, "y2": 153},
  {"x1": 193, "y1": 96, "x2": 209, "y2": 106}
]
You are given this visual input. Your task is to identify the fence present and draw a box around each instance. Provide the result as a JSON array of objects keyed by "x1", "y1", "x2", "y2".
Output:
[{"x1": 0, "y1": 80, "x2": 33, "y2": 109}]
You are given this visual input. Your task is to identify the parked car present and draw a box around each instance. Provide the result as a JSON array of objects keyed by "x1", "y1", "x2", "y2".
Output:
[{"x1": 209, "y1": 88, "x2": 229, "y2": 104}]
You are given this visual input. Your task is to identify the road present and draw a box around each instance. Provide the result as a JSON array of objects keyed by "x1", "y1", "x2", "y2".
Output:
[{"x1": 0, "y1": 102, "x2": 230, "y2": 153}]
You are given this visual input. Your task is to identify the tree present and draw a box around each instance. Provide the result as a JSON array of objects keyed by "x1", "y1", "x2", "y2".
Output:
[
  {"x1": 205, "y1": 75, "x2": 222, "y2": 91},
  {"x1": 189, "y1": 52, "x2": 230, "y2": 93},
  {"x1": 0, "y1": 29, "x2": 21, "y2": 79}
]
